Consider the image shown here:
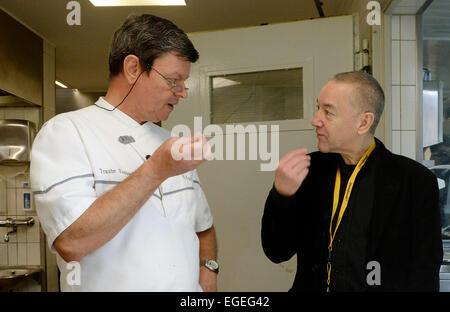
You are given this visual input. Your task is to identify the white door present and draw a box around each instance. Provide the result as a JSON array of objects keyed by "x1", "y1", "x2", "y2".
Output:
[{"x1": 163, "y1": 15, "x2": 355, "y2": 291}]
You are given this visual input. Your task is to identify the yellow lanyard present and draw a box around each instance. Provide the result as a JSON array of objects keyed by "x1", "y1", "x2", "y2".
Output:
[{"x1": 326, "y1": 140, "x2": 376, "y2": 291}]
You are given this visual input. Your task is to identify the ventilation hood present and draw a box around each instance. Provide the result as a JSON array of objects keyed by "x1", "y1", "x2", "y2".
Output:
[{"x1": 0, "y1": 90, "x2": 38, "y2": 107}]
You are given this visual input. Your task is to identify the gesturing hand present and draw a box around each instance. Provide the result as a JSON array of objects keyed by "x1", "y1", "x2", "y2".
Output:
[
  {"x1": 274, "y1": 148, "x2": 311, "y2": 197},
  {"x1": 149, "y1": 133, "x2": 211, "y2": 181}
]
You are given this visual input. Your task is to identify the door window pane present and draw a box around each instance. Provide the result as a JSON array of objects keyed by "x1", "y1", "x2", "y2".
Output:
[{"x1": 210, "y1": 68, "x2": 303, "y2": 124}]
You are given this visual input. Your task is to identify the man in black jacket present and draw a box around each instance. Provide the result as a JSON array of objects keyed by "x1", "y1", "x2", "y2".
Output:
[{"x1": 261, "y1": 71, "x2": 443, "y2": 292}]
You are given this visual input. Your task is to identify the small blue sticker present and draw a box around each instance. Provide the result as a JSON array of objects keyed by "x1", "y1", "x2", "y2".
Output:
[{"x1": 23, "y1": 193, "x2": 31, "y2": 209}]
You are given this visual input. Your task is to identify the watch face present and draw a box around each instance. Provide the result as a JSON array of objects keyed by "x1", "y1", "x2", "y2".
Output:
[{"x1": 207, "y1": 260, "x2": 218, "y2": 270}]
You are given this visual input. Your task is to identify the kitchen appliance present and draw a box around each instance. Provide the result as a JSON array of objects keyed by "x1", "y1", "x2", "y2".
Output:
[{"x1": 0, "y1": 119, "x2": 35, "y2": 164}]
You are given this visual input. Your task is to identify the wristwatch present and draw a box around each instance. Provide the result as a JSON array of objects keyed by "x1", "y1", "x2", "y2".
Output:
[{"x1": 200, "y1": 259, "x2": 219, "y2": 273}]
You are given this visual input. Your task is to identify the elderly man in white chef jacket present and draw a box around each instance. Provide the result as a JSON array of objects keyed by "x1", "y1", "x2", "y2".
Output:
[{"x1": 30, "y1": 14, "x2": 218, "y2": 292}]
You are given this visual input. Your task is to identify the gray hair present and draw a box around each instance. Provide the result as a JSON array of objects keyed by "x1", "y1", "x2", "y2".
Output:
[
  {"x1": 109, "y1": 14, "x2": 199, "y2": 77},
  {"x1": 332, "y1": 71, "x2": 385, "y2": 134}
]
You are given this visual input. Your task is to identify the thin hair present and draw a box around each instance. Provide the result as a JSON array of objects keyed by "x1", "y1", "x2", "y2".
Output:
[{"x1": 332, "y1": 71, "x2": 385, "y2": 134}]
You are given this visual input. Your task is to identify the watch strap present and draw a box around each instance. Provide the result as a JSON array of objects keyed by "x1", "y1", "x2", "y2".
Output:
[{"x1": 200, "y1": 259, "x2": 219, "y2": 273}]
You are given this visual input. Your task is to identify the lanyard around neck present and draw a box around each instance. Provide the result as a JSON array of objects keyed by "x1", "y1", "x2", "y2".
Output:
[{"x1": 326, "y1": 140, "x2": 376, "y2": 290}]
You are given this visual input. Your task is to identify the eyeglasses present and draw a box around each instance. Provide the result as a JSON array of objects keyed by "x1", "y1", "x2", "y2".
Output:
[{"x1": 150, "y1": 66, "x2": 189, "y2": 94}]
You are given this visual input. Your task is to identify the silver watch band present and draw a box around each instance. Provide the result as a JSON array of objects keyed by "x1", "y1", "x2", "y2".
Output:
[{"x1": 200, "y1": 259, "x2": 219, "y2": 273}]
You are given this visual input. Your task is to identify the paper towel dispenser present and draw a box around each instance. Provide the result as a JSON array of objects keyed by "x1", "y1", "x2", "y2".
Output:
[{"x1": 0, "y1": 119, "x2": 36, "y2": 164}]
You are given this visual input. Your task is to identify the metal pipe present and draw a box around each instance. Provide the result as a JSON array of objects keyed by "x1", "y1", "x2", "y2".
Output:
[
  {"x1": 0, "y1": 217, "x2": 34, "y2": 227},
  {"x1": 0, "y1": 217, "x2": 13, "y2": 227},
  {"x1": 4, "y1": 226, "x2": 17, "y2": 242},
  {"x1": 0, "y1": 217, "x2": 34, "y2": 242},
  {"x1": 11, "y1": 217, "x2": 34, "y2": 226}
]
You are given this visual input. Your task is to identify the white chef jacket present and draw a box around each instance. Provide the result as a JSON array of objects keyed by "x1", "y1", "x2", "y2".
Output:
[{"x1": 30, "y1": 97, "x2": 213, "y2": 291}]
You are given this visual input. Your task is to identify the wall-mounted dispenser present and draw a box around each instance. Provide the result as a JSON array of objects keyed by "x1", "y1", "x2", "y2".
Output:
[{"x1": 0, "y1": 119, "x2": 35, "y2": 164}]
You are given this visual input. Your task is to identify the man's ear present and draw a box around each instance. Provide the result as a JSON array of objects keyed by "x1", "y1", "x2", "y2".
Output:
[
  {"x1": 357, "y1": 111, "x2": 375, "y2": 135},
  {"x1": 122, "y1": 55, "x2": 142, "y2": 85}
]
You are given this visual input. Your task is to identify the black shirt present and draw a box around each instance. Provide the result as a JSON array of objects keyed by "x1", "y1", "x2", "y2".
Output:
[{"x1": 328, "y1": 155, "x2": 376, "y2": 291}]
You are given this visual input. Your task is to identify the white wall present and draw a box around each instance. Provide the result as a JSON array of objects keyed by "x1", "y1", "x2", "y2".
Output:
[{"x1": 389, "y1": 15, "x2": 419, "y2": 160}]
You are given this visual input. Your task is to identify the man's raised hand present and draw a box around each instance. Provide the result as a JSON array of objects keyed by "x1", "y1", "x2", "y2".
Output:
[{"x1": 274, "y1": 148, "x2": 311, "y2": 196}]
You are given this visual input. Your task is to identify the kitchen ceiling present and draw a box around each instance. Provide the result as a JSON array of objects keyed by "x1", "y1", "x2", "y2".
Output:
[
  {"x1": 0, "y1": 0, "x2": 346, "y2": 92},
  {"x1": 2, "y1": 0, "x2": 444, "y2": 97}
]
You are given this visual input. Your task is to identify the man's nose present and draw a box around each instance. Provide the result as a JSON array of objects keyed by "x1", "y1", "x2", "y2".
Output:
[
  {"x1": 311, "y1": 110, "x2": 322, "y2": 128},
  {"x1": 175, "y1": 86, "x2": 188, "y2": 99}
]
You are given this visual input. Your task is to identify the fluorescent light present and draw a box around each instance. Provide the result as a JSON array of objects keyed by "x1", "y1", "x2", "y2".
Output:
[
  {"x1": 55, "y1": 81, "x2": 68, "y2": 88},
  {"x1": 89, "y1": 0, "x2": 186, "y2": 6}
]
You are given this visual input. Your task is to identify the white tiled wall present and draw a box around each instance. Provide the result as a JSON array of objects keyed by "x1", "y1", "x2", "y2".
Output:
[
  {"x1": 391, "y1": 15, "x2": 400, "y2": 40},
  {"x1": 0, "y1": 178, "x2": 6, "y2": 214},
  {"x1": 401, "y1": 131, "x2": 417, "y2": 160},
  {"x1": 392, "y1": 130, "x2": 401, "y2": 154},
  {"x1": 401, "y1": 85, "x2": 416, "y2": 130},
  {"x1": 0, "y1": 106, "x2": 42, "y2": 268},
  {"x1": 392, "y1": 86, "x2": 401, "y2": 130},
  {"x1": 390, "y1": 15, "x2": 418, "y2": 160},
  {"x1": 400, "y1": 41, "x2": 416, "y2": 85},
  {"x1": 391, "y1": 40, "x2": 401, "y2": 85},
  {"x1": 0, "y1": 173, "x2": 41, "y2": 267},
  {"x1": 400, "y1": 15, "x2": 416, "y2": 40}
]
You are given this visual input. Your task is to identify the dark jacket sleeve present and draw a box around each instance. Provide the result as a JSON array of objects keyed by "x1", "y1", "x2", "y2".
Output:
[
  {"x1": 261, "y1": 153, "x2": 321, "y2": 265},
  {"x1": 409, "y1": 167, "x2": 443, "y2": 291},
  {"x1": 261, "y1": 186, "x2": 299, "y2": 263}
]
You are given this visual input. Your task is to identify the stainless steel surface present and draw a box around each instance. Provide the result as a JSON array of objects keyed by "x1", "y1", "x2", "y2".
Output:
[
  {"x1": 0, "y1": 266, "x2": 42, "y2": 292},
  {"x1": 0, "y1": 217, "x2": 35, "y2": 242},
  {"x1": 423, "y1": 0, "x2": 450, "y2": 102},
  {"x1": 0, "y1": 93, "x2": 38, "y2": 107},
  {"x1": 440, "y1": 264, "x2": 450, "y2": 292},
  {"x1": 0, "y1": 217, "x2": 13, "y2": 227},
  {"x1": 441, "y1": 243, "x2": 450, "y2": 292},
  {"x1": 0, "y1": 217, "x2": 34, "y2": 227},
  {"x1": 0, "y1": 119, "x2": 35, "y2": 164},
  {"x1": 4, "y1": 227, "x2": 16, "y2": 243},
  {"x1": 423, "y1": 0, "x2": 450, "y2": 41}
]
